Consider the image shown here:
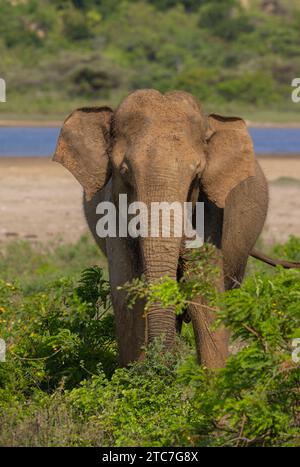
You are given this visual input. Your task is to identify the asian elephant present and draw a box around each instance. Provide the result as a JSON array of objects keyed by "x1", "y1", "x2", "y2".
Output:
[{"x1": 53, "y1": 89, "x2": 270, "y2": 369}]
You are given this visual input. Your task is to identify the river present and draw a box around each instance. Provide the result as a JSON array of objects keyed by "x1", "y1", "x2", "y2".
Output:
[{"x1": 0, "y1": 127, "x2": 300, "y2": 156}]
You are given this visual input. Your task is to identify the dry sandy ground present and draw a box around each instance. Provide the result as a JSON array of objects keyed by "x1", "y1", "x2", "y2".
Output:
[
  {"x1": 0, "y1": 157, "x2": 85, "y2": 244},
  {"x1": 0, "y1": 156, "x2": 300, "y2": 245}
]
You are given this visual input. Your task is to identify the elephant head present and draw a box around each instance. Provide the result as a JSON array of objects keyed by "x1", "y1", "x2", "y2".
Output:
[{"x1": 54, "y1": 89, "x2": 256, "y2": 351}]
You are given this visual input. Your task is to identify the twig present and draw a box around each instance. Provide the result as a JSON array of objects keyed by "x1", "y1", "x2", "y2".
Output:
[
  {"x1": 236, "y1": 414, "x2": 247, "y2": 447},
  {"x1": 10, "y1": 348, "x2": 61, "y2": 361}
]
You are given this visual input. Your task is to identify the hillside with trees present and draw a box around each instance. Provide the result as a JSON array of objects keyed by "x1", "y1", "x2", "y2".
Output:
[{"x1": 0, "y1": 0, "x2": 300, "y2": 120}]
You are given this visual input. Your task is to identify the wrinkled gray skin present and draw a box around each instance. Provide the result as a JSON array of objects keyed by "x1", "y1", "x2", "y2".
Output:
[{"x1": 54, "y1": 89, "x2": 268, "y2": 368}]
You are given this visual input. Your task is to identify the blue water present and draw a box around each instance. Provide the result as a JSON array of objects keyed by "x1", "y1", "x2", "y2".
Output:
[
  {"x1": 249, "y1": 128, "x2": 300, "y2": 154},
  {"x1": 0, "y1": 127, "x2": 60, "y2": 157},
  {"x1": 0, "y1": 127, "x2": 300, "y2": 156}
]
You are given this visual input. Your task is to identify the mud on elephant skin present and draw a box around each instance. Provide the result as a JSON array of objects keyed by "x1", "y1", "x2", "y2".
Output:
[{"x1": 53, "y1": 89, "x2": 269, "y2": 368}]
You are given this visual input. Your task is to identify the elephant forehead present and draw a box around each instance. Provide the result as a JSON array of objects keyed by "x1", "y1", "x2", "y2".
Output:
[
  {"x1": 165, "y1": 90, "x2": 203, "y2": 115},
  {"x1": 115, "y1": 89, "x2": 202, "y2": 127}
]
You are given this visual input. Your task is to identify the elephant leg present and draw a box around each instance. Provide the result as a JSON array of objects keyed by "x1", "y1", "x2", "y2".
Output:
[
  {"x1": 187, "y1": 248, "x2": 229, "y2": 368},
  {"x1": 188, "y1": 162, "x2": 268, "y2": 367},
  {"x1": 189, "y1": 300, "x2": 229, "y2": 368},
  {"x1": 106, "y1": 236, "x2": 145, "y2": 367},
  {"x1": 83, "y1": 184, "x2": 145, "y2": 366},
  {"x1": 183, "y1": 194, "x2": 228, "y2": 367}
]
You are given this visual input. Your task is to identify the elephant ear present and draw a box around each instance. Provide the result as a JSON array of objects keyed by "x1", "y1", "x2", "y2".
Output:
[
  {"x1": 53, "y1": 106, "x2": 113, "y2": 201},
  {"x1": 201, "y1": 114, "x2": 256, "y2": 208}
]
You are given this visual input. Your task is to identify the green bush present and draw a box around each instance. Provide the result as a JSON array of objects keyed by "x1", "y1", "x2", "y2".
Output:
[
  {"x1": 0, "y1": 270, "x2": 117, "y2": 393},
  {"x1": 198, "y1": 0, "x2": 254, "y2": 41},
  {"x1": 217, "y1": 71, "x2": 280, "y2": 105},
  {"x1": 272, "y1": 235, "x2": 300, "y2": 262},
  {"x1": 172, "y1": 67, "x2": 220, "y2": 101},
  {"x1": 0, "y1": 237, "x2": 299, "y2": 446},
  {"x1": 63, "y1": 5, "x2": 93, "y2": 41}
]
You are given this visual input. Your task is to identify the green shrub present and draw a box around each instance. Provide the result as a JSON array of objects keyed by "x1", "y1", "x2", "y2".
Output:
[
  {"x1": 217, "y1": 71, "x2": 280, "y2": 105},
  {"x1": 0, "y1": 237, "x2": 299, "y2": 446},
  {"x1": 272, "y1": 235, "x2": 300, "y2": 262},
  {"x1": 63, "y1": 5, "x2": 93, "y2": 41},
  {"x1": 0, "y1": 272, "x2": 117, "y2": 393},
  {"x1": 172, "y1": 67, "x2": 220, "y2": 101},
  {"x1": 198, "y1": 0, "x2": 254, "y2": 41}
]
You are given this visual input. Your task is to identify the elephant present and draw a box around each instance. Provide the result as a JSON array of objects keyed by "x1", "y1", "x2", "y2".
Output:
[{"x1": 53, "y1": 89, "x2": 297, "y2": 369}]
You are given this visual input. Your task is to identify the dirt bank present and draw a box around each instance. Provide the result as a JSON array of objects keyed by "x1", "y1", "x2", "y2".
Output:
[{"x1": 0, "y1": 156, "x2": 300, "y2": 245}]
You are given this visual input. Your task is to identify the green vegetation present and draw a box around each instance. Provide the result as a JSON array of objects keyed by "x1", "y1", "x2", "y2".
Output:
[
  {"x1": 0, "y1": 0, "x2": 300, "y2": 121},
  {"x1": 0, "y1": 235, "x2": 299, "y2": 446}
]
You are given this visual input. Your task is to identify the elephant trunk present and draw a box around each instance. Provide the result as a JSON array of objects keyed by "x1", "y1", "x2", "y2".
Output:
[
  {"x1": 135, "y1": 148, "x2": 193, "y2": 350},
  {"x1": 141, "y1": 235, "x2": 182, "y2": 348},
  {"x1": 138, "y1": 177, "x2": 188, "y2": 349}
]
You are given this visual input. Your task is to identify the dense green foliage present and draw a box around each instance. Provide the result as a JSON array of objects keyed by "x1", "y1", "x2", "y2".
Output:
[
  {"x1": 1, "y1": 0, "x2": 300, "y2": 119},
  {"x1": 0, "y1": 235, "x2": 299, "y2": 446}
]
